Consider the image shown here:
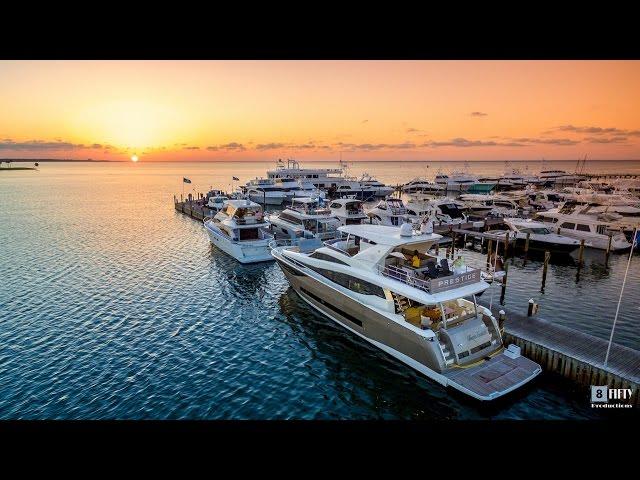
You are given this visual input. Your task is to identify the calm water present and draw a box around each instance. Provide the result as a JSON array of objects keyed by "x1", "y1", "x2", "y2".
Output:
[{"x1": 1, "y1": 161, "x2": 639, "y2": 419}]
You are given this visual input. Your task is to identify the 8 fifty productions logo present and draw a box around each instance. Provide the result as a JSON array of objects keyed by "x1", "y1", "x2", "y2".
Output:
[{"x1": 591, "y1": 386, "x2": 634, "y2": 409}]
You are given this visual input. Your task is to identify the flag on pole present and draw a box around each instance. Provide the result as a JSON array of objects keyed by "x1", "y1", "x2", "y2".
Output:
[
  {"x1": 232, "y1": 176, "x2": 239, "y2": 181},
  {"x1": 183, "y1": 177, "x2": 192, "y2": 184}
]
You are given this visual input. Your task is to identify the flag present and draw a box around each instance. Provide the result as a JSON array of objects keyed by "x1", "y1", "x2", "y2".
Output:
[
  {"x1": 183, "y1": 177, "x2": 191, "y2": 184},
  {"x1": 232, "y1": 176, "x2": 239, "y2": 181}
]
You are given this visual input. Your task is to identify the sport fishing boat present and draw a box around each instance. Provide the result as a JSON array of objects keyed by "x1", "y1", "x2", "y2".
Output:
[
  {"x1": 205, "y1": 190, "x2": 230, "y2": 213},
  {"x1": 492, "y1": 218, "x2": 581, "y2": 254},
  {"x1": 365, "y1": 198, "x2": 410, "y2": 226},
  {"x1": 267, "y1": 197, "x2": 340, "y2": 241},
  {"x1": 401, "y1": 178, "x2": 444, "y2": 194},
  {"x1": 435, "y1": 172, "x2": 480, "y2": 192},
  {"x1": 358, "y1": 173, "x2": 395, "y2": 198},
  {"x1": 204, "y1": 199, "x2": 274, "y2": 263},
  {"x1": 271, "y1": 223, "x2": 542, "y2": 401},
  {"x1": 329, "y1": 198, "x2": 368, "y2": 225},
  {"x1": 243, "y1": 178, "x2": 288, "y2": 205},
  {"x1": 535, "y1": 202, "x2": 632, "y2": 251},
  {"x1": 272, "y1": 177, "x2": 326, "y2": 200}
]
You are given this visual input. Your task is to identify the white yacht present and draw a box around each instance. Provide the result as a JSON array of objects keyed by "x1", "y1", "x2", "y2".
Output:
[
  {"x1": 271, "y1": 223, "x2": 542, "y2": 401},
  {"x1": 358, "y1": 173, "x2": 395, "y2": 198},
  {"x1": 329, "y1": 198, "x2": 368, "y2": 225},
  {"x1": 435, "y1": 172, "x2": 479, "y2": 192},
  {"x1": 267, "y1": 197, "x2": 340, "y2": 241},
  {"x1": 535, "y1": 202, "x2": 632, "y2": 251},
  {"x1": 203, "y1": 199, "x2": 274, "y2": 263},
  {"x1": 266, "y1": 158, "x2": 344, "y2": 190},
  {"x1": 493, "y1": 218, "x2": 580, "y2": 254},
  {"x1": 365, "y1": 198, "x2": 411, "y2": 226},
  {"x1": 459, "y1": 194, "x2": 529, "y2": 218},
  {"x1": 538, "y1": 170, "x2": 586, "y2": 187},
  {"x1": 243, "y1": 178, "x2": 288, "y2": 205},
  {"x1": 272, "y1": 177, "x2": 326, "y2": 200},
  {"x1": 401, "y1": 178, "x2": 445, "y2": 194},
  {"x1": 405, "y1": 198, "x2": 468, "y2": 225},
  {"x1": 205, "y1": 190, "x2": 230, "y2": 212}
]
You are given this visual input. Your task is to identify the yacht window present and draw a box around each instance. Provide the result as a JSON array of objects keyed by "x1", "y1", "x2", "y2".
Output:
[
  {"x1": 520, "y1": 227, "x2": 551, "y2": 235},
  {"x1": 239, "y1": 228, "x2": 259, "y2": 241},
  {"x1": 309, "y1": 252, "x2": 350, "y2": 265},
  {"x1": 329, "y1": 202, "x2": 342, "y2": 209},
  {"x1": 279, "y1": 212, "x2": 303, "y2": 225},
  {"x1": 560, "y1": 222, "x2": 576, "y2": 229},
  {"x1": 309, "y1": 267, "x2": 385, "y2": 298},
  {"x1": 597, "y1": 225, "x2": 607, "y2": 235},
  {"x1": 576, "y1": 224, "x2": 590, "y2": 232}
]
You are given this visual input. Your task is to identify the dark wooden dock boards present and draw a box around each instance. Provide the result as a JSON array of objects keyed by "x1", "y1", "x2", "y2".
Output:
[{"x1": 482, "y1": 302, "x2": 640, "y2": 406}]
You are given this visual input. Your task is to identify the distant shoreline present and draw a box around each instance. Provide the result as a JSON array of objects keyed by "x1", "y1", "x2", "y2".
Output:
[{"x1": 0, "y1": 159, "x2": 122, "y2": 163}]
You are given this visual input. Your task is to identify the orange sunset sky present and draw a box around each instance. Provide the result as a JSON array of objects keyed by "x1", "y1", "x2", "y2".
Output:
[{"x1": 1, "y1": 60, "x2": 639, "y2": 162}]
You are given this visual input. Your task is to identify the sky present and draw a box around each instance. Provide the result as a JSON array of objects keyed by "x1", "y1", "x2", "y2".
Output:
[{"x1": 1, "y1": 60, "x2": 639, "y2": 162}]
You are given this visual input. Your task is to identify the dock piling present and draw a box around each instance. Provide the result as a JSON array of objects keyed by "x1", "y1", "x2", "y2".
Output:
[
  {"x1": 605, "y1": 234, "x2": 613, "y2": 265},
  {"x1": 541, "y1": 250, "x2": 551, "y2": 292},
  {"x1": 527, "y1": 298, "x2": 534, "y2": 317}
]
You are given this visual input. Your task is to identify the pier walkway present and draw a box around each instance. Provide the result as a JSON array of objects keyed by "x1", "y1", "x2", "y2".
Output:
[{"x1": 483, "y1": 302, "x2": 640, "y2": 405}]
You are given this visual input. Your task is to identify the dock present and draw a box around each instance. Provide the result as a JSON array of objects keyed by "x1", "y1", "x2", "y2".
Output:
[{"x1": 485, "y1": 302, "x2": 640, "y2": 406}]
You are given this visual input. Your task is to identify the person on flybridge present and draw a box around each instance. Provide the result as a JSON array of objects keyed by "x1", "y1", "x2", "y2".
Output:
[{"x1": 420, "y1": 216, "x2": 434, "y2": 234}]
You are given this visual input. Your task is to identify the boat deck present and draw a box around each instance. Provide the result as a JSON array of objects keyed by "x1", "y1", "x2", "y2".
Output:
[{"x1": 444, "y1": 353, "x2": 541, "y2": 400}]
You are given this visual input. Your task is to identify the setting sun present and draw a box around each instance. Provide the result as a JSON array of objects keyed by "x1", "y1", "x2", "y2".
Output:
[{"x1": 131, "y1": 154, "x2": 139, "y2": 162}]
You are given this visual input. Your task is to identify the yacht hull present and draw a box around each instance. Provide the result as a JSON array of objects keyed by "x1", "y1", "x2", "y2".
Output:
[
  {"x1": 273, "y1": 251, "x2": 541, "y2": 400},
  {"x1": 205, "y1": 224, "x2": 274, "y2": 263},
  {"x1": 248, "y1": 193, "x2": 286, "y2": 205}
]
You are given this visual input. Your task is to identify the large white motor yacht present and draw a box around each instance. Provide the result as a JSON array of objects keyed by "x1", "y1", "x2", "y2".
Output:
[
  {"x1": 271, "y1": 223, "x2": 542, "y2": 401},
  {"x1": 535, "y1": 202, "x2": 632, "y2": 251},
  {"x1": 365, "y1": 198, "x2": 411, "y2": 226},
  {"x1": 538, "y1": 170, "x2": 586, "y2": 187},
  {"x1": 493, "y1": 218, "x2": 580, "y2": 254},
  {"x1": 435, "y1": 172, "x2": 481, "y2": 192},
  {"x1": 358, "y1": 173, "x2": 395, "y2": 198},
  {"x1": 329, "y1": 198, "x2": 368, "y2": 225},
  {"x1": 267, "y1": 197, "x2": 340, "y2": 241},
  {"x1": 401, "y1": 178, "x2": 445, "y2": 194},
  {"x1": 243, "y1": 178, "x2": 288, "y2": 205},
  {"x1": 205, "y1": 190, "x2": 230, "y2": 213},
  {"x1": 203, "y1": 199, "x2": 274, "y2": 263}
]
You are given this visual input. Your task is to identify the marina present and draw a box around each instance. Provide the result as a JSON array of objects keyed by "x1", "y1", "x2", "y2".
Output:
[{"x1": 2, "y1": 160, "x2": 640, "y2": 419}]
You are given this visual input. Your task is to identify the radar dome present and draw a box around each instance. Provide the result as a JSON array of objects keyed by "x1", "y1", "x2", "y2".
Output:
[{"x1": 400, "y1": 222, "x2": 413, "y2": 237}]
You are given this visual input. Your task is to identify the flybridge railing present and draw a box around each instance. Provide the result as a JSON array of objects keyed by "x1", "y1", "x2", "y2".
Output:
[{"x1": 378, "y1": 265, "x2": 482, "y2": 294}]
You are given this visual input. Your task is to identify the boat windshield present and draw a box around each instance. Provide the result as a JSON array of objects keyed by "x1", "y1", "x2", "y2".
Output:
[
  {"x1": 439, "y1": 204, "x2": 464, "y2": 219},
  {"x1": 519, "y1": 227, "x2": 551, "y2": 235}
]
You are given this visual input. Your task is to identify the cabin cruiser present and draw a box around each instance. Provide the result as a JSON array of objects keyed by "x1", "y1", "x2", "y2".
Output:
[
  {"x1": 538, "y1": 170, "x2": 586, "y2": 187},
  {"x1": 535, "y1": 202, "x2": 632, "y2": 251},
  {"x1": 266, "y1": 158, "x2": 344, "y2": 190},
  {"x1": 271, "y1": 223, "x2": 542, "y2": 401},
  {"x1": 243, "y1": 178, "x2": 288, "y2": 205},
  {"x1": 331, "y1": 178, "x2": 377, "y2": 200},
  {"x1": 205, "y1": 190, "x2": 230, "y2": 212},
  {"x1": 329, "y1": 198, "x2": 368, "y2": 225},
  {"x1": 435, "y1": 172, "x2": 481, "y2": 192},
  {"x1": 267, "y1": 197, "x2": 340, "y2": 241},
  {"x1": 458, "y1": 194, "x2": 528, "y2": 218},
  {"x1": 491, "y1": 218, "x2": 580, "y2": 254},
  {"x1": 365, "y1": 198, "x2": 410, "y2": 226},
  {"x1": 405, "y1": 198, "x2": 468, "y2": 225},
  {"x1": 401, "y1": 178, "x2": 444, "y2": 194},
  {"x1": 203, "y1": 199, "x2": 274, "y2": 263},
  {"x1": 272, "y1": 177, "x2": 326, "y2": 200},
  {"x1": 358, "y1": 173, "x2": 395, "y2": 198}
]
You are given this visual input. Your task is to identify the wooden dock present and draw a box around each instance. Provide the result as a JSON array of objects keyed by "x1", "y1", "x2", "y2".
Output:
[{"x1": 484, "y1": 302, "x2": 640, "y2": 406}]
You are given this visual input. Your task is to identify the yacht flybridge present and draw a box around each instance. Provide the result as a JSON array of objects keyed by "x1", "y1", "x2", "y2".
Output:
[
  {"x1": 271, "y1": 224, "x2": 542, "y2": 401},
  {"x1": 268, "y1": 197, "x2": 340, "y2": 241},
  {"x1": 204, "y1": 199, "x2": 274, "y2": 263}
]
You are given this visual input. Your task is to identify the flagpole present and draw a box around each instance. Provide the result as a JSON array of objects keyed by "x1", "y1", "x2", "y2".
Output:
[{"x1": 604, "y1": 227, "x2": 637, "y2": 367}]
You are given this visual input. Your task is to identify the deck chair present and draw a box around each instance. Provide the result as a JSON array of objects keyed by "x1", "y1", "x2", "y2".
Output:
[
  {"x1": 440, "y1": 258, "x2": 451, "y2": 276},
  {"x1": 425, "y1": 260, "x2": 438, "y2": 278}
]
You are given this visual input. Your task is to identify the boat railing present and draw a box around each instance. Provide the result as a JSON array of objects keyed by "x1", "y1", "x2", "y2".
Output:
[
  {"x1": 322, "y1": 238, "x2": 353, "y2": 256},
  {"x1": 377, "y1": 264, "x2": 482, "y2": 294}
]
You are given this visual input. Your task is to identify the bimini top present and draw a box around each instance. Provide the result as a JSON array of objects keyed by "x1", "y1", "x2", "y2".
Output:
[{"x1": 337, "y1": 224, "x2": 441, "y2": 247}]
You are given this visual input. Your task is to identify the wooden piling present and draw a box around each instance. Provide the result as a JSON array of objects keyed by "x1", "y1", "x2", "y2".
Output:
[
  {"x1": 605, "y1": 234, "x2": 613, "y2": 265},
  {"x1": 504, "y1": 232, "x2": 510, "y2": 261},
  {"x1": 486, "y1": 239, "x2": 493, "y2": 268},
  {"x1": 541, "y1": 250, "x2": 551, "y2": 291},
  {"x1": 578, "y1": 239, "x2": 585, "y2": 266}
]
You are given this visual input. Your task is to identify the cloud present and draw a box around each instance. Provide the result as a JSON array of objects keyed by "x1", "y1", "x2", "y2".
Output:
[
  {"x1": 552, "y1": 125, "x2": 640, "y2": 137},
  {"x1": 425, "y1": 138, "x2": 523, "y2": 148},
  {"x1": 361, "y1": 119, "x2": 369, "y2": 124},
  {"x1": 256, "y1": 142, "x2": 286, "y2": 150},
  {"x1": 335, "y1": 142, "x2": 417, "y2": 151},
  {"x1": 207, "y1": 142, "x2": 246, "y2": 152},
  {"x1": 470, "y1": 112, "x2": 488, "y2": 117},
  {"x1": 584, "y1": 136, "x2": 629, "y2": 144},
  {"x1": 0, "y1": 139, "x2": 106, "y2": 151},
  {"x1": 510, "y1": 137, "x2": 580, "y2": 146},
  {"x1": 183, "y1": 146, "x2": 200, "y2": 150},
  {"x1": 406, "y1": 128, "x2": 426, "y2": 134}
]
